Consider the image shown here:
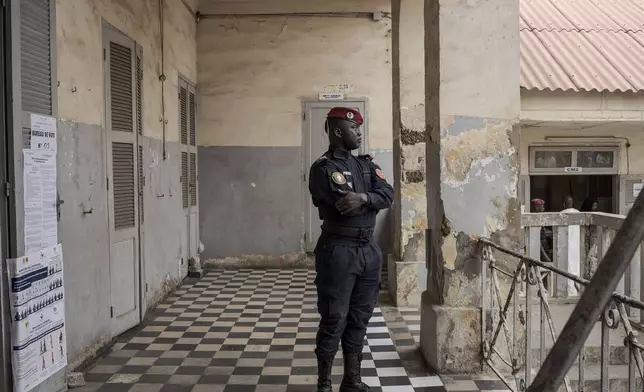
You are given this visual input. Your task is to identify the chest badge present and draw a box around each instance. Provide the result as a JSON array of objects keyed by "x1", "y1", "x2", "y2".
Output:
[
  {"x1": 376, "y1": 168, "x2": 386, "y2": 180},
  {"x1": 331, "y1": 172, "x2": 347, "y2": 185}
]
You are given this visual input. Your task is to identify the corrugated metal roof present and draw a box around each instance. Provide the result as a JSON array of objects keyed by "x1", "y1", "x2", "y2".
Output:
[{"x1": 520, "y1": 0, "x2": 644, "y2": 92}]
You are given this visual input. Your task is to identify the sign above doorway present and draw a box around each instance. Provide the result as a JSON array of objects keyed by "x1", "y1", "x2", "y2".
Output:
[{"x1": 319, "y1": 92, "x2": 345, "y2": 101}]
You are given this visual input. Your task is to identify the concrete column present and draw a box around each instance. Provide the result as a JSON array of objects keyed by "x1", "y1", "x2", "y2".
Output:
[
  {"x1": 389, "y1": 0, "x2": 427, "y2": 307},
  {"x1": 420, "y1": 0, "x2": 520, "y2": 373}
]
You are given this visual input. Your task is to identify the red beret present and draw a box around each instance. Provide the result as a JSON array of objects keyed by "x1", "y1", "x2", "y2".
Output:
[
  {"x1": 327, "y1": 107, "x2": 364, "y2": 125},
  {"x1": 531, "y1": 198, "x2": 545, "y2": 205}
]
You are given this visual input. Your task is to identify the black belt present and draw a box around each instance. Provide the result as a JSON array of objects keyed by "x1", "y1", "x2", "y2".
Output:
[{"x1": 322, "y1": 223, "x2": 374, "y2": 240}]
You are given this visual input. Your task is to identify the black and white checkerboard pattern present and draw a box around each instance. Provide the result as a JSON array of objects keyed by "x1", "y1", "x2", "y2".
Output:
[{"x1": 80, "y1": 269, "x2": 445, "y2": 392}]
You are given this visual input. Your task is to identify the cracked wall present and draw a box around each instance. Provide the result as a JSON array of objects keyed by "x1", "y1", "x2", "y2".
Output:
[
  {"x1": 392, "y1": 0, "x2": 427, "y2": 266},
  {"x1": 421, "y1": 0, "x2": 520, "y2": 373},
  {"x1": 53, "y1": 0, "x2": 197, "y2": 370}
]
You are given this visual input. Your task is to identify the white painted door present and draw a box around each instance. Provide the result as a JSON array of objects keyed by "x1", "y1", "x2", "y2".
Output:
[
  {"x1": 303, "y1": 100, "x2": 367, "y2": 252},
  {"x1": 179, "y1": 79, "x2": 199, "y2": 274},
  {"x1": 104, "y1": 27, "x2": 141, "y2": 335}
]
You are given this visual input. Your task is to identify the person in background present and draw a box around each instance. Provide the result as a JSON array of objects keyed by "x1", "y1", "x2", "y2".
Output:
[{"x1": 581, "y1": 196, "x2": 598, "y2": 212}]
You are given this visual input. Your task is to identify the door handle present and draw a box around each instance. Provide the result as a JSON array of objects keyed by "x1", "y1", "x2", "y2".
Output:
[{"x1": 56, "y1": 193, "x2": 64, "y2": 222}]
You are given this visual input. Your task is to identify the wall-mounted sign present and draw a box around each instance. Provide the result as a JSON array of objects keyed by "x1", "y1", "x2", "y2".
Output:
[
  {"x1": 319, "y1": 93, "x2": 345, "y2": 101},
  {"x1": 564, "y1": 167, "x2": 582, "y2": 173}
]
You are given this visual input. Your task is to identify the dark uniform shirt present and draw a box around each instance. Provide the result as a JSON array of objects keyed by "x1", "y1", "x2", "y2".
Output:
[{"x1": 308, "y1": 149, "x2": 394, "y2": 232}]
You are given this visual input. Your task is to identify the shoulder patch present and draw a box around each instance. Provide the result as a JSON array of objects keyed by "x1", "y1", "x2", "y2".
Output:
[{"x1": 358, "y1": 154, "x2": 373, "y2": 161}]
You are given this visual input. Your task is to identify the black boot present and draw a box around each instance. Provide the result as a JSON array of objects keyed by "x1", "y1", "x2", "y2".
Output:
[
  {"x1": 339, "y1": 353, "x2": 370, "y2": 392},
  {"x1": 316, "y1": 358, "x2": 333, "y2": 392}
]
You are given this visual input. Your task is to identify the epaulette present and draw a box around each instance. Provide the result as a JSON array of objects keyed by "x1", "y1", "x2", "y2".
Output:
[
  {"x1": 314, "y1": 155, "x2": 328, "y2": 164},
  {"x1": 358, "y1": 154, "x2": 373, "y2": 161}
]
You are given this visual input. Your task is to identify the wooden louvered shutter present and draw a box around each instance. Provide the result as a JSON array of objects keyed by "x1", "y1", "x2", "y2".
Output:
[
  {"x1": 180, "y1": 87, "x2": 188, "y2": 145},
  {"x1": 189, "y1": 91, "x2": 196, "y2": 146},
  {"x1": 138, "y1": 145, "x2": 144, "y2": 223},
  {"x1": 109, "y1": 42, "x2": 133, "y2": 133},
  {"x1": 21, "y1": 0, "x2": 54, "y2": 115},
  {"x1": 135, "y1": 51, "x2": 142, "y2": 135},
  {"x1": 107, "y1": 36, "x2": 137, "y2": 230},
  {"x1": 112, "y1": 142, "x2": 135, "y2": 229},
  {"x1": 181, "y1": 152, "x2": 189, "y2": 209},
  {"x1": 190, "y1": 153, "x2": 197, "y2": 206}
]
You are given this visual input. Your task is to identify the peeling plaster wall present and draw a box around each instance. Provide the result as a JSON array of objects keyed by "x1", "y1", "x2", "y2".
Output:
[
  {"x1": 55, "y1": 0, "x2": 197, "y2": 367},
  {"x1": 197, "y1": 11, "x2": 394, "y2": 260},
  {"x1": 421, "y1": 0, "x2": 520, "y2": 373}
]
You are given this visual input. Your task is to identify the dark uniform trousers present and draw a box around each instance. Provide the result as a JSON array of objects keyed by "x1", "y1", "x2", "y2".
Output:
[
  {"x1": 308, "y1": 149, "x2": 394, "y2": 362},
  {"x1": 314, "y1": 237, "x2": 382, "y2": 359}
]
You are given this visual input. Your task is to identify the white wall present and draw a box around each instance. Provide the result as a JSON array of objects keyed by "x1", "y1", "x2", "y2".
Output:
[{"x1": 197, "y1": 7, "x2": 392, "y2": 148}]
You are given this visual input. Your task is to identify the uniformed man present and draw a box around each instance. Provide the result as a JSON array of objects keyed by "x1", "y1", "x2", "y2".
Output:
[{"x1": 308, "y1": 107, "x2": 394, "y2": 392}]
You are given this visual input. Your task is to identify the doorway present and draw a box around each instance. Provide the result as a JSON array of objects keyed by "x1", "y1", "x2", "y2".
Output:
[
  {"x1": 303, "y1": 100, "x2": 368, "y2": 253},
  {"x1": 530, "y1": 175, "x2": 616, "y2": 213}
]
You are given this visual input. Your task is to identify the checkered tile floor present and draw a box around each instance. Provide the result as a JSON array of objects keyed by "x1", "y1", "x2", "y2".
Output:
[{"x1": 79, "y1": 269, "x2": 447, "y2": 392}]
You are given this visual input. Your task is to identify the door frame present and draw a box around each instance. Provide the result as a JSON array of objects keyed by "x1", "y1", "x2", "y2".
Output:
[
  {"x1": 178, "y1": 74, "x2": 198, "y2": 276},
  {"x1": 0, "y1": 0, "x2": 14, "y2": 388},
  {"x1": 102, "y1": 22, "x2": 141, "y2": 336},
  {"x1": 301, "y1": 98, "x2": 369, "y2": 252}
]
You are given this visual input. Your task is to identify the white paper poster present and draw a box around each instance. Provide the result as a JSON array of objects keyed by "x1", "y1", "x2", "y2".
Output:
[
  {"x1": 23, "y1": 150, "x2": 57, "y2": 254},
  {"x1": 29, "y1": 114, "x2": 56, "y2": 152},
  {"x1": 6, "y1": 243, "x2": 67, "y2": 392}
]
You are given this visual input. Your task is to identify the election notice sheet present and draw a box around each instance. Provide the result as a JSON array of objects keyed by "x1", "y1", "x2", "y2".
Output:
[
  {"x1": 6, "y1": 243, "x2": 67, "y2": 392},
  {"x1": 23, "y1": 150, "x2": 57, "y2": 255}
]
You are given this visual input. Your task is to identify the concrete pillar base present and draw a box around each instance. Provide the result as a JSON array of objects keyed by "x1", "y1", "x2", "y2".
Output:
[
  {"x1": 419, "y1": 291, "x2": 482, "y2": 374},
  {"x1": 387, "y1": 255, "x2": 426, "y2": 307}
]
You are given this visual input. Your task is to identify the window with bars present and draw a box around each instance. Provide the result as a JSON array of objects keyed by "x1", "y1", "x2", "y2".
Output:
[{"x1": 21, "y1": 0, "x2": 54, "y2": 115}]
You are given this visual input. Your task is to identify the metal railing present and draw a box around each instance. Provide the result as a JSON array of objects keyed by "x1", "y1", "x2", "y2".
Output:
[{"x1": 481, "y1": 198, "x2": 644, "y2": 391}]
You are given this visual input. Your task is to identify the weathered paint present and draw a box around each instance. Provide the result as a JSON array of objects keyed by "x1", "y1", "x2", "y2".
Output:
[
  {"x1": 389, "y1": 0, "x2": 427, "y2": 307},
  {"x1": 420, "y1": 0, "x2": 520, "y2": 374},
  {"x1": 53, "y1": 0, "x2": 197, "y2": 370},
  {"x1": 56, "y1": 0, "x2": 197, "y2": 141},
  {"x1": 196, "y1": 14, "x2": 392, "y2": 148}
]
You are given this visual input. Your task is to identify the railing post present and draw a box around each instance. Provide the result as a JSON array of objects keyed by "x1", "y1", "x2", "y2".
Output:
[{"x1": 526, "y1": 190, "x2": 644, "y2": 392}]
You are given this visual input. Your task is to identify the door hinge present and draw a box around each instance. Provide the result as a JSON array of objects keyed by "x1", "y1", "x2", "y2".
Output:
[
  {"x1": 103, "y1": 48, "x2": 106, "y2": 61},
  {"x1": 110, "y1": 306, "x2": 114, "y2": 318},
  {"x1": 4, "y1": 182, "x2": 12, "y2": 197},
  {"x1": 106, "y1": 177, "x2": 109, "y2": 190},
  {"x1": 145, "y1": 283, "x2": 148, "y2": 292},
  {"x1": 304, "y1": 233, "x2": 307, "y2": 242},
  {"x1": 302, "y1": 112, "x2": 306, "y2": 121}
]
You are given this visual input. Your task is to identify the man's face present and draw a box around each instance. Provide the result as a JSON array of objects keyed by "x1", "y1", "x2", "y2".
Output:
[{"x1": 334, "y1": 120, "x2": 362, "y2": 150}]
